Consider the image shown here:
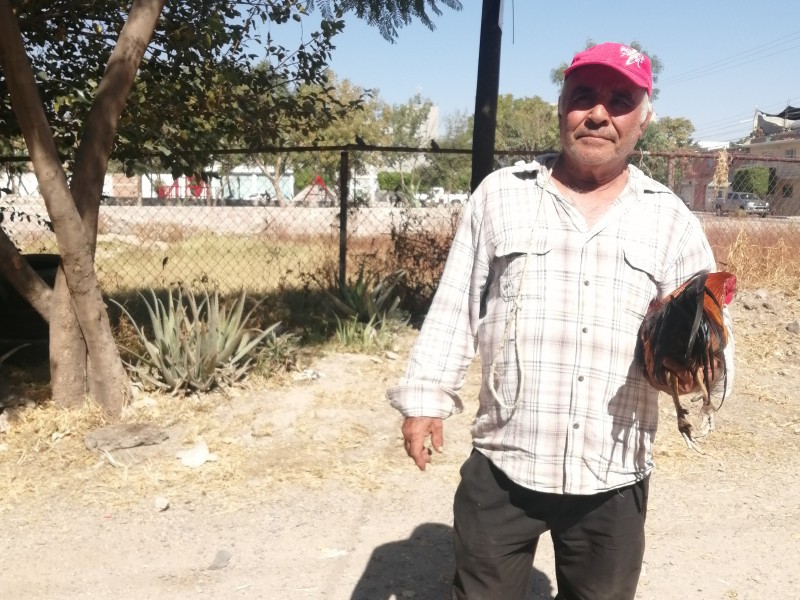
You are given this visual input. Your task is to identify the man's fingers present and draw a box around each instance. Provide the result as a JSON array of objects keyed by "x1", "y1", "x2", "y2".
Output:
[
  {"x1": 430, "y1": 419, "x2": 444, "y2": 453},
  {"x1": 412, "y1": 445, "x2": 432, "y2": 471},
  {"x1": 401, "y1": 417, "x2": 444, "y2": 471}
]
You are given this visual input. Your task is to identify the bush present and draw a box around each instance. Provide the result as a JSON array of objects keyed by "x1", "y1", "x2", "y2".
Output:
[
  {"x1": 112, "y1": 285, "x2": 278, "y2": 393},
  {"x1": 325, "y1": 265, "x2": 406, "y2": 327}
]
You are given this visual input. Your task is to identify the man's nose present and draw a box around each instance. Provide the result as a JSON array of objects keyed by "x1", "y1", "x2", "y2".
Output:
[{"x1": 586, "y1": 102, "x2": 610, "y2": 123}]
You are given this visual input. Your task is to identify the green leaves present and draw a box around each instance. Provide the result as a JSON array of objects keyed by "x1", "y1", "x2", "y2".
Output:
[
  {"x1": 3, "y1": 0, "x2": 349, "y2": 176},
  {"x1": 112, "y1": 285, "x2": 279, "y2": 393},
  {"x1": 325, "y1": 266, "x2": 405, "y2": 327}
]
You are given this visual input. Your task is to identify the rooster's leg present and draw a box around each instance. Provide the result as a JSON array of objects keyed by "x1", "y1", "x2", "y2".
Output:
[
  {"x1": 689, "y1": 368, "x2": 716, "y2": 438},
  {"x1": 668, "y1": 373, "x2": 703, "y2": 453}
]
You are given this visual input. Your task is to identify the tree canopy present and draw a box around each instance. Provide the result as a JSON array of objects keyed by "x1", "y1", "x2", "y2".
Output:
[
  {"x1": 309, "y1": 0, "x2": 463, "y2": 42},
  {"x1": 0, "y1": 0, "x2": 464, "y2": 417},
  {"x1": 2, "y1": 1, "x2": 353, "y2": 178}
]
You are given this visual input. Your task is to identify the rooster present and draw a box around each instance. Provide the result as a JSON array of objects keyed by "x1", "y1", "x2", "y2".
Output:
[{"x1": 636, "y1": 270, "x2": 736, "y2": 452}]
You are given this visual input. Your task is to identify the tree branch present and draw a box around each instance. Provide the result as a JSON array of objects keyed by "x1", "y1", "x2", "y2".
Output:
[
  {"x1": 71, "y1": 0, "x2": 165, "y2": 242},
  {"x1": 0, "y1": 227, "x2": 52, "y2": 321}
]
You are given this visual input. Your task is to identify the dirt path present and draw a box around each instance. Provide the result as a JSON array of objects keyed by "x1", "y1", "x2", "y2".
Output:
[{"x1": 1, "y1": 289, "x2": 799, "y2": 599}]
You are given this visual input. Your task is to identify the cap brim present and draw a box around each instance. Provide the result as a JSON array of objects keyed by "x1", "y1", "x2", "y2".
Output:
[{"x1": 564, "y1": 62, "x2": 651, "y2": 96}]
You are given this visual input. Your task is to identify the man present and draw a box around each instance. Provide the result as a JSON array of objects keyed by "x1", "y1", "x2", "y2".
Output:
[{"x1": 387, "y1": 42, "x2": 734, "y2": 599}]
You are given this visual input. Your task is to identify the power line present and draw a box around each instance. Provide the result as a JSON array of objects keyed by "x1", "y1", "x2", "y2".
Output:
[
  {"x1": 689, "y1": 94, "x2": 800, "y2": 141},
  {"x1": 662, "y1": 30, "x2": 800, "y2": 85}
]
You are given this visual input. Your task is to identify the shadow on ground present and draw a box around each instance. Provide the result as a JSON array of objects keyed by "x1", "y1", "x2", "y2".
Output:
[{"x1": 351, "y1": 522, "x2": 554, "y2": 599}]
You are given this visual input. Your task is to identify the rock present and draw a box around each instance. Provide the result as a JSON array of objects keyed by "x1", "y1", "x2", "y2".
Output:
[
  {"x1": 176, "y1": 438, "x2": 217, "y2": 468},
  {"x1": 0, "y1": 412, "x2": 10, "y2": 434},
  {"x1": 385, "y1": 351, "x2": 400, "y2": 361},
  {"x1": 154, "y1": 496, "x2": 170, "y2": 511},
  {"x1": 755, "y1": 288, "x2": 769, "y2": 300},
  {"x1": 207, "y1": 549, "x2": 232, "y2": 570},
  {"x1": 787, "y1": 321, "x2": 800, "y2": 335},
  {"x1": 250, "y1": 417, "x2": 273, "y2": 438},
  {"x1": 293, "y1": 369, "x2": 322, "y2": 381},
  {"x1": 131, "y1": 396, "x2": 158, "y2": 410},
  {"x1": 84, "y1": 423, "x2": 169, "y2": 452},
  {"x1": 0, "y1": 407, "x2": 21, "y2": 434},
  {"x1": 741, "y1": 300, "x2": 757, "y2": 310}
]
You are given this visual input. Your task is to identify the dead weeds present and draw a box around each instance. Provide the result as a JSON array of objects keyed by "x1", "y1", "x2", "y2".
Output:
[{"x1": 1, "y1": 284, "x2": 797, "y2": 514}]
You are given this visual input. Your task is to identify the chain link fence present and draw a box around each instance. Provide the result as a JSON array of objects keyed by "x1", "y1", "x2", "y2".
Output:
[{"x1": 2, "y1": 147, "x2": 799, "y2": 307}]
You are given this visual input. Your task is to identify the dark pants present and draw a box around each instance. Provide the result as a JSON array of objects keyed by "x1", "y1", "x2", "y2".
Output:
[{"x1": 451, "y1": 451, "x2": 649, "y2": 600}]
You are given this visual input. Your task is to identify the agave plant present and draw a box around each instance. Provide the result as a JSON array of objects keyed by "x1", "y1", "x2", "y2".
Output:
[
  {"x1": 326, "y1": 266, "x2": 405, "y2": 327},
  {"x1": 112, "y1": 285, "x2": 278, "y2": 393},
  {"x1": 0, "y1": 343, "x2": 29, "y2": 366}
]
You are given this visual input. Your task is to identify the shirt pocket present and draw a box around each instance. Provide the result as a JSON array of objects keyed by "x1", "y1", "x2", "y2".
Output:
[
  {"x1": 622, "y1": 241, "x2": 660, "y2": 320},
  {"x1": 494, "y1": 235, "x2": 551, "y2": 303}
]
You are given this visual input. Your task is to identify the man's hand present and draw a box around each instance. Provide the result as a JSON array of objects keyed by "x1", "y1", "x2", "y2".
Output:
[{"x1": 401, "y1": 417, "x2": 444, "y2": 471}]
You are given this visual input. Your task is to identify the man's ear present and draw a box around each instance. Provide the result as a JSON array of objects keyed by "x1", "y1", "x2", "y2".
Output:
[{"x1": 639, "y1": 109, "x2": 653, "y2": 134}]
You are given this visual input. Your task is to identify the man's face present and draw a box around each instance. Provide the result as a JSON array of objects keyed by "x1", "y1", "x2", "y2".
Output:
[{"x1": 559, "y1": 65, "x2": 650, "y2": 168}]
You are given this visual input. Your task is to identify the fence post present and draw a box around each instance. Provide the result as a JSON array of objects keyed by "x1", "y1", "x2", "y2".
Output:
[
  {"x1": 667, "y1": 155, "x2": 675, "y2": 190},
  {"x1": 339, "y1": 150, "x2": 349, "y2": 289},
  {"x1": 470, "y1": 0, "x2": 503, "y2": 192}
]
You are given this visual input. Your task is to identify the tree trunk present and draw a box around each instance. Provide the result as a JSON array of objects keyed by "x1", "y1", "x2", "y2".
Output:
[
  {"x1": 0, "y1": 228, "x2": 52, "y2": 320},
  {"x1": 260, "y1": 156, "x2": 287, "y2": 207},
  {"x1": 0, "y1": 0, "x2": 164, "y2": 417},
  {"x1": 49, "y1": 279, "x2": 88, "y2": 407},
  {"x1": 49, "y1": 0, "x2": 165, "y2": 410}
]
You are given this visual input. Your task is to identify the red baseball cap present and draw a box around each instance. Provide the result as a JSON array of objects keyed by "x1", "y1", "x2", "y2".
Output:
[{"x1": 563, "y1": 42, "x2": 652, "y2": 96}]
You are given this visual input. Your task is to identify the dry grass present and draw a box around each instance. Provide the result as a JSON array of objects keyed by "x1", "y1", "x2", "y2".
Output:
[
  {"x1": 705, "y1": 219, "x2": 800, "y2": 290},
  {"x1": 0, "y1": 386, "x2": 277, "y2": 511},
  {"x1": 1, "y1": 284, "x2": 796, "y2": 513},
  {"x1": 2, "y1": 212, "x2": 798, "y2": 513}
]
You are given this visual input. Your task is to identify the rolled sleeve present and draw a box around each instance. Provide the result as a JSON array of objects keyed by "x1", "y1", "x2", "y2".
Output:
[{"x1": 386, "y1": 381, "x2": 465, "y2": 418}]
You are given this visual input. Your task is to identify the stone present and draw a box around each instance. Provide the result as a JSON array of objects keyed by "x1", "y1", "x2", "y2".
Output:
[
  {"x1": 176, "y1": 439, "x2": 216, "y2": 468},
  {"x1": 84, "y1": 423, "x2": 169, "y2": 452},
  {"x1": 787, "y1": 321, "x2": 800, "y2": 335},
  {"x1": 207, "y1": 549, "x2": 232, "y2": 570}
]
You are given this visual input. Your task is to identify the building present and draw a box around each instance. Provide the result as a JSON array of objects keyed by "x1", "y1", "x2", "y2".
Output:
[{"x1": 736, "y1": 107, "x2": 800, "y2": 215}]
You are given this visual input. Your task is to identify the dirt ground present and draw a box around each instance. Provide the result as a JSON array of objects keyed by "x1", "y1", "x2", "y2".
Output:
[{"x1": 1, "y1": 286, "x2": 799, "y2": 600}]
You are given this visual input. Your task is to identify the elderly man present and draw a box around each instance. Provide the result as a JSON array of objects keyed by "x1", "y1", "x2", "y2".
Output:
[{"x1": 387, "y1": 42, "x2": 733, "y2": 599}]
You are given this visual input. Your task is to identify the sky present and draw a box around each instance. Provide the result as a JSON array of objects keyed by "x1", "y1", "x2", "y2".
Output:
[{"x1": 278, "y1": 0, "x2": 800, "y2": 144}]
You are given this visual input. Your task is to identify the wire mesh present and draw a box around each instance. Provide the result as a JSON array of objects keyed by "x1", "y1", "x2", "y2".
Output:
[{"x1": 2, "y1": 147, "x2": 799, "y2": 300}]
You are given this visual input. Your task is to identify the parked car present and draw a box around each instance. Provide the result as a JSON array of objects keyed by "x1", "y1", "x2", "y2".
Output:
[
  {"x1": 714, "y1": 192, "x2": 770, "y2": 217},
  {"x1": 429, "y1": 186, "x2": 469, "y2": 205},
  {"x1": 244, "y1": 192, "x2": 272, "y2": 206}
]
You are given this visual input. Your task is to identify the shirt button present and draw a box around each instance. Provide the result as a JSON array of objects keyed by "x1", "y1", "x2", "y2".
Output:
[
  {"x1": 573, "y1": 423, "x2": 580, "y2": 429},
  {"x1": 583, "y1": 280, "x2": 590, "y2": 286},
  {"x1": 582, "y1": 327, "x2": 588, "y2": 333},
  {"x1": 578, "y1": 375, "x2": 584, "y2": 382}
]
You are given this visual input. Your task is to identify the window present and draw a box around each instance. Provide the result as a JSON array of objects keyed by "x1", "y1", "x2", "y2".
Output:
[
  {"x1": 783, "y1": 184, "x2": 794, "y2": 198},
  {"x1": 786, "y1": 149, "x2": 797, "y2": 159}
]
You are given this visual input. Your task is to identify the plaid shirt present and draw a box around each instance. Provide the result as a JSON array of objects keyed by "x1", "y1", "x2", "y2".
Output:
[{"x1": 387, "y1": 156, "x2": 733, "y2": 494}]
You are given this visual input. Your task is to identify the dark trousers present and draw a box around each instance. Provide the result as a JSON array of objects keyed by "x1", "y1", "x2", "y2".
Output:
[{"x1": 451, "y1": 451, "x2": 649, "y2": 600}]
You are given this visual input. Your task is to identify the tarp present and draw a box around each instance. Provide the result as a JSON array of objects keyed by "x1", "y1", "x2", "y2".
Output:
[
  {"x1": 756, "y1": 106, "x2": 800, "y2": 135},
  {"x1": 764, "y1": 106, "x2": 800, "y2": 120}
]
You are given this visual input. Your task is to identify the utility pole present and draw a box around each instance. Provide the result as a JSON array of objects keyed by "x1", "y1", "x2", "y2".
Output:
[{"x1": 470, "y1": 0, "x2": 503, "y2": 192}]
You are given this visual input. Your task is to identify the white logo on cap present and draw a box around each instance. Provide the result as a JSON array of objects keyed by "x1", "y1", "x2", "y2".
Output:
[{"x1": 620, "y1": 46, "x2": 645, "y2": 68}]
